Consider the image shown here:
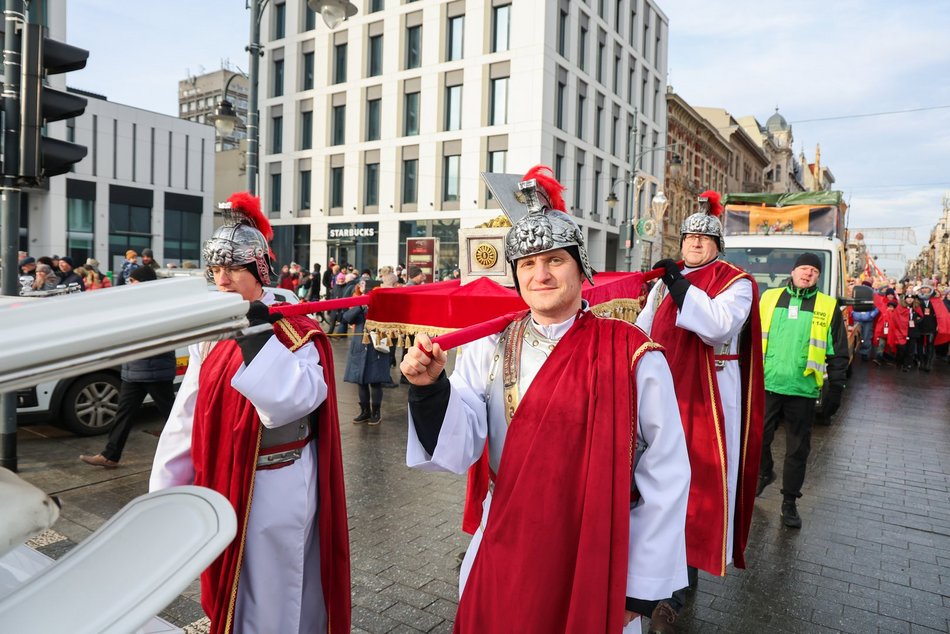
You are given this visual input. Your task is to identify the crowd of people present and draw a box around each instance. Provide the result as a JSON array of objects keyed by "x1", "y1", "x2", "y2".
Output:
[
  {"x1": 15, "y1": 248, "x2": 167, "y2": 294},
  {"x1": 845, "y1": 276, "x2": 950, "y2": 371}
]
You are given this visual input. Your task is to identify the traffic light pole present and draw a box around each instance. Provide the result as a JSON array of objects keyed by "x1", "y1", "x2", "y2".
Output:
[{"x1": 0, "y1": 0, "x2": 24, "y2": 472}]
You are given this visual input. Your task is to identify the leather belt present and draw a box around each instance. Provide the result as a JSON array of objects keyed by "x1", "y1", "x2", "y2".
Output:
[
  {"x1": 257, "y1": 434, "x2": 313, "y2": 470},
  {"x1": 714, "y1": 353, "x2": 740, "y2": 371}
]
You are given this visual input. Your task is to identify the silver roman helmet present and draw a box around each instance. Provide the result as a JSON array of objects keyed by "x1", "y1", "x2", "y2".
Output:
[
  {"x1": 501, "y1": 165, "x2": 595, "y2": 284},
  {"x1": 203, "y1": 191, "x2": 276, "y2": 285},
  {"x1": 680, "y1": 189, "x2": 725, "y2": 251}
]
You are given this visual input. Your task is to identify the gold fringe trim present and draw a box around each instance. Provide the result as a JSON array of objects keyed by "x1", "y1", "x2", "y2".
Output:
[
  {"x1": 589, "y1": 298, "x2": 644, "y2": 324},
  {"x1": 363, "y1": 319, "x2": 459, "y2": 349}
]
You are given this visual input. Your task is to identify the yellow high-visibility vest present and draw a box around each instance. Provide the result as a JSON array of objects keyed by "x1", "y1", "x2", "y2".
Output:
[{"x1": 760, "y1": 287, "x2": 836, "y2": 388}]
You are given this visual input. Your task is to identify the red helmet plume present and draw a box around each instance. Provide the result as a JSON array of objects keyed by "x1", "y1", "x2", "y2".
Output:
[
  {"x1": 522, "y1": 165, "x2": 566, "y2": 213},
  {"x1": 698, "y1": 190, "x2": 722, "y2": 217},
  {"x1": 226, "y1": 191, "x2": 273, "y2": 241}
]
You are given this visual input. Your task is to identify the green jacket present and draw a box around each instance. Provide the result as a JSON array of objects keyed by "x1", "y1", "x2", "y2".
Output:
[{"x1": 760, "y1": 284, "x2": 849, "y2": 398}]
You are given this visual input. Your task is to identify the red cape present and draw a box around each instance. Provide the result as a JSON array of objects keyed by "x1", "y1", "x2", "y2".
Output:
[
  {"x1": 192, "y1": 313, "x2": 350, "y2": 634},
  {"x1": 648, "y1": 260, "x2": 764, "y2": 575},
  {"x1": 453, "y1": 312, "x2": 661, "y2": 633}
]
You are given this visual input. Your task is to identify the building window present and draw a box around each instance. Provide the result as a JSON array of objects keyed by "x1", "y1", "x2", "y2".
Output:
[
  {"x1": 489, "y1": 76, "x2": 508, "y2": 125},
  {"x1": 578, "y1": 26, "x2": 587, "y2": 71},
  {"x1": 557, "y1": 9, "x2": 569, "y2": 57},
  {"x1": 273, "y1": 59, "x2": 284, "y2": 97},
  {"x1": 446, "y1": 15, "x2": 464, "y2": 61},
  {"x1": 331, "y1": 166, "x2": 344, "y2": 208},
  {"x1": 333, "y1": 44, "x2": 347, "y2": 84},
  {"x1": 406, "y1": 24, "x2": 422, "y2": 69},
  {"x1": 305, "y1": 5, "x2": 316, "y2": 30},
  {"x1": 365, "y1": 162, "x2": 379, "y2": 206},
  {"x1": 270, "y1": 173, "x2": 281, "y2": 212},
  {"x1": 404, "y1": 91, "x2": 420, "y2": 136},
  {"x1": 331, "y1": 105, "x2": 345, "y2": 145},
  {"x1": 303, "y1": 51, "x2": 315, "y2": 90},
  {"x1": 300, "y1": 169, "x2": 311, "y2": 209},
  {"x1": 67, "y1": 198, "x2": 94, "y2": 264},
  {"x1": 273, "y1": 2, "x2": 286, "y2": 39},
  {"x1": 109, "y1": 203, "x2": 152, "y2": 264},
  {"x1": 366, "y1": 98, "x2": 381, "y2": 141},
  {"x1": 491, "y1": 4, "x2": 511, "y2": 53},
  {"x1": 596, "y1": 40, "x2": 605, "y2": 83},
  {"x1": 576, "y1": 93, "x2": 585, "y2": 140},
  {"x1": 164, "y1": 207, "x2": 202, "y2": 265},
  {"x1": 574, "y1": 161, "x2": 584, "y2": 211},
  {"x1": 595, "y1": 104, "x2": 603, "y2": 146},
  {"x1": 554, "y1": 151, "x2": 564, "y2": 181},
  {"x1": 370, "y1": 0, "x2": 384, "y2": 12},
  {"x1": 368, "y1": 34, "x2": 383, "y2": 76},
  {"x1": 555, "y1": 78, "x2": 566, "y2": 130},
  {"x1": 443, "y1": 154, "x2": 460, "y2": 201},
  {"x1": 271, "y1": 115, "x2": 283, "y2": 154},
  {"x1": 300, "y1": 111, "x2": 313, "y2": 150},
  {"x1": 444, "y1": 84, "x2": 462, "y2": 131},
  {"x1": 487, "y1": 150, "x2": 506, "y2": 199},
  {"x1": 402, "y1": 158, "x2": 418, "y2": 204}
]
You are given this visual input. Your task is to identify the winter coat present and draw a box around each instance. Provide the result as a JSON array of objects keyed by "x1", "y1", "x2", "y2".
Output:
[
  {"x1": 121, "y1": 350, "x2": 176, "y2": 383},
  {"x1": 342, "y1": 306, "x2": 392, "y2": 385},
  {"x1": 873, "y1": 308, "x2": 903, "y2": 353}
]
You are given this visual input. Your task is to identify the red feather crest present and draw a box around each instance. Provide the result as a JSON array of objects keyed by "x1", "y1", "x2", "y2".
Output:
[
  {"x1": 522, "y1": 165, "x2": 567, "y2": 213},
  {"x1": 226, "y1": 191, "x2": 273, "y2": 241},
  {"x1": 698, "y1": 190, "x2": 723, "y2": 217}
]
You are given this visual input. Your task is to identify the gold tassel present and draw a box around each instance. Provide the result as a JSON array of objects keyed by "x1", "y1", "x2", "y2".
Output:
[{"x1": 361, "y1": 330, "x2": 371, "y2": 345}]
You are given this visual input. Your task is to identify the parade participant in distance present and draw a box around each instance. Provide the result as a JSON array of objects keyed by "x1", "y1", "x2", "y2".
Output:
[
  {"x1": 401, "y1": 166, "x2": 690, "y2": 633},
  {"x1": 757, "y1": 253, "x2": 849, "y2": 528},
  {"x1": 149, "y1": 192, "x2": 350, "y2": 634},
  {"x1": 636, "y1": 190, "x2": 763, "y2": 631}
]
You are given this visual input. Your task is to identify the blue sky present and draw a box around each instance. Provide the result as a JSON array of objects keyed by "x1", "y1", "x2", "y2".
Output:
[{"x1": 67, "y1": 0, "x2": 950, "y2": 274}]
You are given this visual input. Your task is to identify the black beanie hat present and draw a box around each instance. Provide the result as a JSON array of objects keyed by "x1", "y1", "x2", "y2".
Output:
[
  {"x1": 792, "y1": 252, "x2": 822, "y2": 273},
  {"x1": 129, "y1": 265, "x2": 158, "y2": 283}
]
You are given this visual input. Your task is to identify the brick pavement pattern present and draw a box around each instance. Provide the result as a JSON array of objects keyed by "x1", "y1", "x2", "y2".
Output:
[{"x1": 12, "y1": 339, "x2": 950, "y2": 633}]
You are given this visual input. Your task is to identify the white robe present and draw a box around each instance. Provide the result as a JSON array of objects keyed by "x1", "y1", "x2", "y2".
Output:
[
  {"x1": 636, "y1": 261, "x2": 753, "y2": 566},
  {"x1": 150, "y1": 289, "x2": 329, "y2": 634},
  {"x1": 407, "y1": 310, "x2": 691, "y2": 628}
]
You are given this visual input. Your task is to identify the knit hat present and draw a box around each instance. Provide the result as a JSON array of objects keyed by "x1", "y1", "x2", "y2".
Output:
[
  {"x1": 18, "y1": 256, "x2": 35, "y2": 267},
  {"x1": 792, "y1": 252, "x2": 822, "y2": 272},
  {"x1": 887, "y1": 300, "x2": 898, "y2": 308},
  {"x1": 142, "y1": 248, "x2": 154, "y2": 258},
  {"x1": 85, "y1": 258, "x2": 99, "y2": 268},
  {"x1": 129, "y1": 265, "x2": 157, "y2": 283},
  {"x1": 59, "y1": 256, "x2": 74, "y2": 268}
]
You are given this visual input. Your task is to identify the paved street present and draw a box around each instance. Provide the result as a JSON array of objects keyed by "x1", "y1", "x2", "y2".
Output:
[{"x1": 11, "y1": 337, "x2": 950, "y2": 633}]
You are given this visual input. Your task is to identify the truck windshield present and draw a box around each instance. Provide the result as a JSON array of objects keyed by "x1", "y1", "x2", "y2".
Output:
[{"x1": 722, "y1": 248, "x2": 829, "y2": 296}]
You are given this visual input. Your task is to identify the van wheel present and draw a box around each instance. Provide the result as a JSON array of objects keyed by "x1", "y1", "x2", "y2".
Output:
[{"x1": 61, "y1": 373, "x2": 122, "y2": 436}]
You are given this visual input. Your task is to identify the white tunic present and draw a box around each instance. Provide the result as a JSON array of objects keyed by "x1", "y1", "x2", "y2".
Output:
[
  {"x1": 150, "y1": 289, "x2": 330, "y2": 634},
  {"x1": 406, "y1": 310, "x2": 690, "y2": 628},
  {"x1": 636, "y1": 261, "x2": 753, "y2": 565}
]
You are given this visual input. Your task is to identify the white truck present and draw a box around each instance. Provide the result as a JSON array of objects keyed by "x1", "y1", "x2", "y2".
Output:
[{"x1": 719, "y1": 191, "x2": 870, "y2": 422}]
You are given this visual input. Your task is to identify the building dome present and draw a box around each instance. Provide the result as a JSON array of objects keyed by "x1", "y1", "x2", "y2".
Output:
[{"x1": 766, "y1": 108, "x2": 789, "y2": 132}]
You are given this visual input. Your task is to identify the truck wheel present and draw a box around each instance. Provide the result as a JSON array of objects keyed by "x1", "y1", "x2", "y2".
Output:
[{"x1": 61, "y1": 373, "x2": 122, "y2": 436}]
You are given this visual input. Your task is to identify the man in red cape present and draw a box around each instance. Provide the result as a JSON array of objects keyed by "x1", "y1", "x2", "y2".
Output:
[
  {"x1": 150, "y1": 192, "x2": 350, "y2": 634},
  {"x1": 401, "y1": 167, "x2": 691, "y2": 633},
  {"x1": 636, "y1": 191, "x2": 764, "y2": 632}
]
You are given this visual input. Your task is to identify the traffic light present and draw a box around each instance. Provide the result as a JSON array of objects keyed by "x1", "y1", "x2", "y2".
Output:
[{"x1": 19, "y1": 23, "x2": 88, "y2": 184}]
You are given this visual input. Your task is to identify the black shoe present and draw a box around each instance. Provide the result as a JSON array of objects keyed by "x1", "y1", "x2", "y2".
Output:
[
  {"x1": 648, "y1": 602, "x2": 677, "y2": 634},
  {"x1": 781, "y1": 500, "x2": 802, "y2": 528},
  {"x1": 353, "y1": 405, "x2": 371, "y2": 423},
  {"x1": 381, "y1": 381, "x2": 399, "y2": 389},
  {"x1": 756, "y1": 470, "x2": 776, "y2": 497},
  {"x1": 368, "y1": 407, "x2": 381, "y2": 425},
  {"x1": 872, "y1": 357, "x2": 881, "y2": 366}
]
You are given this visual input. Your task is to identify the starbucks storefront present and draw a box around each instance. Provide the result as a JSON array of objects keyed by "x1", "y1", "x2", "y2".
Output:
[{"x1": 327, "y1": 222, "x2": 378, "y2": 272}]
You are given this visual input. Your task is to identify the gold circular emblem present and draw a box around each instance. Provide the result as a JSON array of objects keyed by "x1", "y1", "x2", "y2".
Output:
[{"x1": 473, "y1": 243, "x2": 498, "y2": 268}]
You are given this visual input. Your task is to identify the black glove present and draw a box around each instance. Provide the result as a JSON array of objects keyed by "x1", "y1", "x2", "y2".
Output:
[
  {"x1": 823, "y1": 382, "x2": 845, "y2": 418},
  {"x1": 239, "y1": 301, "x2": 283, "y2": 365},
  {"x1": 653, "y1": 259, "x2": 690, "y2": 310}
]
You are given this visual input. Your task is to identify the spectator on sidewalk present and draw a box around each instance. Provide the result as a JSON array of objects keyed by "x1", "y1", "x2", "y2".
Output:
[
  {"x1": 79, "y1": 266, "x2": 176, "y2": 468},
  {"x1": 117, "y1": 250, "x2": 140, "y2": 286},
  {"x1": 57, "y1": 257, "x2": 85, "y2": 291},
  {"x1": 142, "y1": 248, "x2": 161, "y2": 270}
]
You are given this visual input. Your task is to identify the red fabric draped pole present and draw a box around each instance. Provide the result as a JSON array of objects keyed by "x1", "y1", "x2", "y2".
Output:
[{"x1": 273, "y1": 294, "x2": 369, "y2": 317}]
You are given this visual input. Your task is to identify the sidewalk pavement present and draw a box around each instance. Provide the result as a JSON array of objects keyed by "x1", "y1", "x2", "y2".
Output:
[{"x1": 11, "y1": 339, "x2": 950, "y2": 633}]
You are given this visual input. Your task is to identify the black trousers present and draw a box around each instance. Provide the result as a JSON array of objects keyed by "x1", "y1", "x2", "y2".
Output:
[
  {"x1": 760, "y1": 391, "x2": 816, "y2": 500},
  {"x1": 102, "y1": 380, "x2": 176, "y2": 462},
  {"x1": 358, "y1": 383, "x2": 382, "y2": 409}
]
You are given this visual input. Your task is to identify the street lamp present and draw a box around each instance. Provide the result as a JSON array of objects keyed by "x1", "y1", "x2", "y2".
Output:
[
  {"x1": 221, "y1": 0, "x2": 357, "y2": 195},
  {"x1": 605, "y1": 143, "x2": 682, "y2": 271},
  {"x1": 208, "y1": 71, "x2": 245, "y2": 141}
]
